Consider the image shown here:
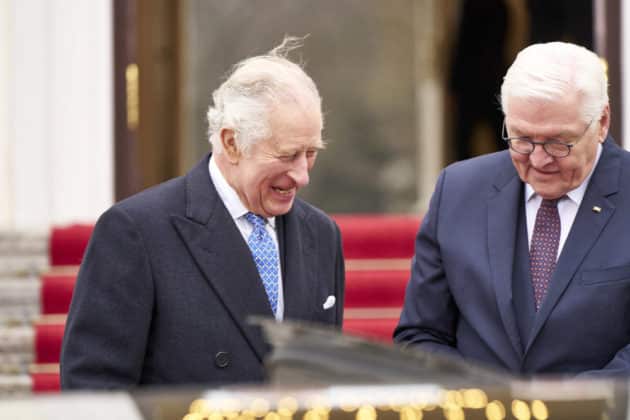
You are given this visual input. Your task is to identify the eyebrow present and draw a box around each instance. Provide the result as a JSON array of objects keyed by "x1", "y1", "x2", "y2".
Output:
[
  {"x1": 508, "y1": 125, "x2": 573, "y2": 140},
  {"x1": 275, "y1": 144, "x2": 325, "y2": 155}
]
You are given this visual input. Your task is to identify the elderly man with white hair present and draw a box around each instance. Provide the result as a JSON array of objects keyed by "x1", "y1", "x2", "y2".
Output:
[
  {"x1": 396, "y1": 41, "x2": 630, "y2": 376},
  {"x1": 61, "y1": 38, "x2": 345, "y2": 389}
]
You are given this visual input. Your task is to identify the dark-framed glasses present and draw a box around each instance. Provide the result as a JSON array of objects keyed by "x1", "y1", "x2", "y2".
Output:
[{"x1": 501, "y1": 118, "x2": 594, "y2": 158}]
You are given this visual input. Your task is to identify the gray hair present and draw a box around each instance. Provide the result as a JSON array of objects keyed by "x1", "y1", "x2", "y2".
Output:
[
  {"x1": 207, "y1": 36, "x2": 323, "y2": 154},
  {"x1": 500, "y1": 42, "x2": 609, "y2": 123}
]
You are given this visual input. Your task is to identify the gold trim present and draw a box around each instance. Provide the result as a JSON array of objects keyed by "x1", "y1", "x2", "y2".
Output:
[
  {"x1": 126, "y1": 63, "x2": 140, "y2": 130},
  {"x1": 35, "y1": 314, "x2": 67, "y2": 325},
  {"x1": 345, "y1": 259, "x2": 411, "y2": 271},
  {"x1": 43, "y1": 266, "x2": 80, "y2": 276},
  {"x1": 29, "y1": 363, "x2": 60, "y2": 374},
  {"x1": 344, "y1": 307, "x2": 402, "y2": 319}
]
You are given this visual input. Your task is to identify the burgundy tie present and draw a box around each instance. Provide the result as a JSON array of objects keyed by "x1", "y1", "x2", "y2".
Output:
[{"x1": 530, "y1": 199, "x2": 561, "y2": 311}]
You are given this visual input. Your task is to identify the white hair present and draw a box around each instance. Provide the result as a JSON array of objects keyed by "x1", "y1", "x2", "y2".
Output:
[
  {"x1": 207, "y1": 36, "x2": 323, "y2": 154},
  {"x1": 500, "y1": 42, "x2": 609, "y2": 123}
]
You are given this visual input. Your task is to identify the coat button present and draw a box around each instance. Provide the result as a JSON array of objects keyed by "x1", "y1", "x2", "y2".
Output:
[{"x1": 215, "y1": 351, "x2": 231, "y2": 368}]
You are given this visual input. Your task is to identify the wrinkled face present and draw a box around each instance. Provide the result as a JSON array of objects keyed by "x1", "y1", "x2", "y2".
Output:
[
  {"x1": 505, "y1": 94, "x2": 609, "y2": 199},
  {"x1": 226, "y1": 103, "x2": 323, "y2": 217}
]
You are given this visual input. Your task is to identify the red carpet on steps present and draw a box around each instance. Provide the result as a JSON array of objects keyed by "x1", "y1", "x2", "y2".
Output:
[
  {"x1": 344, "y1": 270, "x2": 409, "y2": 307},
  {"x1": 41, "y1": 273, "x2": 77, "y2": 315},
  {"x1": 37, "y1": 272, "x2": 409, "y2": 320},
  {"x1": 49, "y1": 224, "x2": 94, "y2": 266},
  {"x1": 35, "y1": 323, "x2": 66, "y2": 364},
  {"x1": 49, "y1": 215, "x2": 420, "y2": 262},
  {"x1": 31, "y1": 372, "x2": 61, "y2": 393},
  {"x1": 333, "y1": 214, "x2": 419, "y2": 259},
  {"x1": 29, "y1": 214, "x2": 421, "y2": 392}
]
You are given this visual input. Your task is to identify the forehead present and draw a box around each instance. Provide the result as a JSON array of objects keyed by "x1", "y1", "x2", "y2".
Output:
[
  {"x1": 266, "y1": 102, "x2": 323, "y2": 149},
  {"x1": 505, "y1": 95, "x2": 583, "y2": 133}
]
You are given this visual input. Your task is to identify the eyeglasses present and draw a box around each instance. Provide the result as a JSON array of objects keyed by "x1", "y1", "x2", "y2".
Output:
[{"x1": 501, "y1": 118, "x2": 594, "y2": 158}]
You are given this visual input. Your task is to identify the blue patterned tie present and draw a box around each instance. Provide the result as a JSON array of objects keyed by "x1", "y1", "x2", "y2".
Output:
[
  {"x1": 529, "y1": 199, "x2": 561, "y2": 311},
  {"x1": 245, "y1": 212, "x2": 279, "y2": 314}
]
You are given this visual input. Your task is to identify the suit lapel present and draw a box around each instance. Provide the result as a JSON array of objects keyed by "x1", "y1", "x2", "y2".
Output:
[
  {"x1": 526, "y1": 140, "x2": 621, "y2": 352},
  {"x1": 279, "y1": 202, "x2": 319, "y2": 321},
  {"x1": 170, "y1": 155, "x2": 272, "y2": 362},
  {"x1": 487, "y1": 161, "x2": 525, "y2": 361}
]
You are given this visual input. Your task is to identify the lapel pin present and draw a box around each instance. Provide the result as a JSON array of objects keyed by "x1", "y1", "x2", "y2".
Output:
[{"x1": 592, "y1": 206, "x2": 602, "y2": 213}]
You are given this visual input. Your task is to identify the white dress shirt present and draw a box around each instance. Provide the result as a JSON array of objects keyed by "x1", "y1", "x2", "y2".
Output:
[
  {"x1": 525, "y1": 143, "x2": 603, "y2": 260},
  {"x1": 209, "y1": 155, "x2": 284, "y2": 320}
]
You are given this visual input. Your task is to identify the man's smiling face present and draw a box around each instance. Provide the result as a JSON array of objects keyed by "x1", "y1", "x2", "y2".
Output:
[{"x1": 227, "y1": 102, "x2": 323, "y2": 217}]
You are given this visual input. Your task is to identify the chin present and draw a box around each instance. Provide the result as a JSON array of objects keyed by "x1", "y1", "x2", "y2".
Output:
[
  {"x1": 537, "y1": 190, "x2": 565, "y2": 200},
  {"x1": 265, "y1": 203, "x2": 294, "y2": 217}
]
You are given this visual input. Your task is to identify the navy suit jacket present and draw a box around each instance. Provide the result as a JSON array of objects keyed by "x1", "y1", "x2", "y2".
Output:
[
  {"x1": 395, "y1": 138, "x2": 630, "y2": 376},
  {"x1": 61, "y1": 155, "x2": 344, "y2": 389}
]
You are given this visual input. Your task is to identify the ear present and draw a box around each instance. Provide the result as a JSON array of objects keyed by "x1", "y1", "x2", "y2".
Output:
[
  {"x1": 597, "y1": 104, "x2": 611, "y2": 143},
  {"x1": 220, "y1": 128, "x2": 241, "y2": 163}
]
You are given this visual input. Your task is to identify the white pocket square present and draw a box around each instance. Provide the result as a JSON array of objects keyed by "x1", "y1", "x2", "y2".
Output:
[{"x1": 323, "y1": 295, "x2": 336, "y2": 310}]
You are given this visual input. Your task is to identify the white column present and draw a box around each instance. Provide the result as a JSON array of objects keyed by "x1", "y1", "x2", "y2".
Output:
[
  {"x1": 10, "y1": 0, "x2": 52, "y2": 231},
  {"x1": 0, "y1": 0, "x2": 14, "y2": 228},
  {"x1": 3, "y1": 0, "x2": 113, "y2": 230},
  {"x1": 413, "y1": 0, "x2": 445, "y2": 211},
  {"x1": 48, "y1": 1, "x2": 114, "y2": 225}
]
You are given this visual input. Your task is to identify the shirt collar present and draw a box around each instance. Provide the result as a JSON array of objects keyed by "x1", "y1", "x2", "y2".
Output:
[
  {"x1": 525, "y1": 142, "x2": 603, "y2": 206},
  {"x1": 208, "y1": 154, "x2": 276, "y2": 228}
]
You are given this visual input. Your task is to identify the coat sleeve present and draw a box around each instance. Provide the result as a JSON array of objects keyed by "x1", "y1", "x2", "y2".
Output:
[
  {"x1": 60, "y1": 205, "x2": 154, "y2": 389},
  {"x1": 393, "y1": 170, "x2": 463, "y2": 359},
  {"x1": 578, "y1": 344, "x2": 630, "y2": 377}
]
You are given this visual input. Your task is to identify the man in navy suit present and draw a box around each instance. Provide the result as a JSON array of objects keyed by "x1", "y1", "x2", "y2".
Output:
[
  {"x1": 61, "y1": 38, "x2": 344, "y2": 389},
  {"x1": 395, "y1": 42, "x2": 630, "y2": 376}
]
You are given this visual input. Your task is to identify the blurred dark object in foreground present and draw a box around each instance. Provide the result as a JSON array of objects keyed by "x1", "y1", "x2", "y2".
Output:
[
  {"x1": 257, "y1": 317, "x2": 508, "y2": 388},
  {"x1": 1, "y1": 320, "x2": 627, "y2": 419}
]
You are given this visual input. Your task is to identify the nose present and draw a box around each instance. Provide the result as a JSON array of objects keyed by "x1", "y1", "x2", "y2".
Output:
[
  {"x1": 529, "y1": 142, "x2": 554, "y2": 167},
  {"x1": 288, "y1": 153, "x2": 310, "y2": 187}
]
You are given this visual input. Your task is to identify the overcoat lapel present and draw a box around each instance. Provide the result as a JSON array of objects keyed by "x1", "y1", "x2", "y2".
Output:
[
  {"x1": 279, "y1": 202, "x2": 319, "y2": 321},
  {"x1": 526, "y1": 139, "x2": 620, "y2": 353},
  {"x1": 487, "y1": 161, "x2": 524, "y2": 363},
  {"x1": 170, "y1": 155, "x2": 273, "y2": 362}
]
